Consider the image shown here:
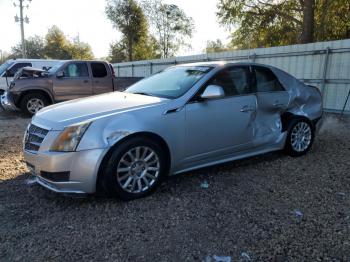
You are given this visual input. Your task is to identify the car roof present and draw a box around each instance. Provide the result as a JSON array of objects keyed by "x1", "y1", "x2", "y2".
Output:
[{"x1": 176, "y1": 61, "x2": 274, "y2": 69}]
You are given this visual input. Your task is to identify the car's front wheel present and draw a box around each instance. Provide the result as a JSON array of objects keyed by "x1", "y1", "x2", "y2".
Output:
[
  {"x1": 99, "y1": 136, "x2": 167, "y2": 200},
  {"x1": 285, "y1": 118, "x2": 315, "y2": 157},
  {"x1": 20, "y1": 93, "x2": 49, "y2": 116}
]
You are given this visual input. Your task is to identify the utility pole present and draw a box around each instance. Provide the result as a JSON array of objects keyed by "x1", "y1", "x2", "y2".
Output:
[{"x1": 14, "y1": 0, "x2": 31, "y2": 58}]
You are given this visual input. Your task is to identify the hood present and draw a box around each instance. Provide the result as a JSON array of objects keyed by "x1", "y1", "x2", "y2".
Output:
[
  {"x1": 33, "y1": 92, "x2": 169, "y2": 130},
  {"x1": 14, "y1": 67, "x2": 48, "y2": 81}
]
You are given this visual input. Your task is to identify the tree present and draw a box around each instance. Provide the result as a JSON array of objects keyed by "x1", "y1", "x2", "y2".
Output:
[
  {"x1": 44, "y1": 26, "x2": 72, "y2": 59},
  {"x1": 204, "y1": 39, "x2": 231, "y2": 53},
  {"x1": 43, "y1": 26, "x2": 94, "y2": 59},
  {"x1": 108, "y1": 40, "x2": 128, "y2": 63},
  {"x1": 106, "y1": 0, "x2": 149, "y2": 61},
  {"x1": 10, "y1": 35, "x2": 46, "y2": 59},
  {"x1": 108, "y1": 35, "x2": 161, "y2": 63},
  {"x1": 0, "y1": 51, "x2": 11, "y2": 64},
  {"x1": 217, "y1": 0, "x2": 350, "y2": 49},
  {"x1": 301, "y1": 0, "x2": 315, "y2": 44},
  {"x1": 69, "y1": 37, "x2": 94, "y2": 60},
  {"x1": 143, "y1": 0, "x2": 194, "y2": 58}
]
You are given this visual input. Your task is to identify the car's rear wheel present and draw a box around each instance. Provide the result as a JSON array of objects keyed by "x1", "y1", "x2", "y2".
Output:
[
  {"x1": 99, "y1": 136, "x2": 167, "y2": 200},
  {"x1": 285, "y1": 118, "x2": 314, "y2": 157},
  {"x1": 20, "y1": 93, "x2": 49, "y2": 116}
]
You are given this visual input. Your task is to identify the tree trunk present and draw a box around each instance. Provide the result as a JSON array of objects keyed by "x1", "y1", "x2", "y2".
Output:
[{"x1": 300, "y1": 0, "x2": 315, "y2": 44}]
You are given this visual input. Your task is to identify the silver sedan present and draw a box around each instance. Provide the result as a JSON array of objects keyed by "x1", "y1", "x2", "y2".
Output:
[{"x1": 23, "y1": 62, "x2": 323, "y2": 200}]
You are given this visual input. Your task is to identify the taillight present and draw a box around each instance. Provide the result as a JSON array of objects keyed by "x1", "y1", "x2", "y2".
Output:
[{"x1": 110, "y1": 64, "x2": 116, "y2": 78}]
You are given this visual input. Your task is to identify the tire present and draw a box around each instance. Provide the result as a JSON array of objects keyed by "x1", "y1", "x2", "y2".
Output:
[
  {"x1": 284, "y1": 118, "x2": 315, "y2": 157},
  {"x1": 99, "y1": 136, "x2": 168, "y2": 200},
  {"x1": 20, "y1": 92, "x2": 49, "y2": 116}
]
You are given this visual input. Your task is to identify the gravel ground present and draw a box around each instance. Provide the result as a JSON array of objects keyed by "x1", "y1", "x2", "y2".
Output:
[{"x1": 0, "y1": 107, "x2": 349, "y2": 261}]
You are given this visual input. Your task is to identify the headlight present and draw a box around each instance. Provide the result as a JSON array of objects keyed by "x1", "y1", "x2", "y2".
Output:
[{"x1": 50, "y1": 122, "x2": 91, "y2": 152}]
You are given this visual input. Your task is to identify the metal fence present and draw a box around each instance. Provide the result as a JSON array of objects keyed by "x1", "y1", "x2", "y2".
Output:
[{"x1": 113, "y1": 39, "x2": 350, "y2": 113}]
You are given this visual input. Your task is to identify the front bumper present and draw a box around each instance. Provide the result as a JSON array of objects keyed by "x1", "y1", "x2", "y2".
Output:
[
  {"x1": 24, "y1": 148, "x2": 108, "y2": 194},
  {"x1": 1, "y1": 91, "x2": 19, "y2": 111}
]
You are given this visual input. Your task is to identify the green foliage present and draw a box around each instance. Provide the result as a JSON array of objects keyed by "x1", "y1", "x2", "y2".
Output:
[
  {"x1": 0, "y1": 51, "x2": 11, "y2": 64},
  {"x1": 205, "y1": 39, "x2": 232, "y2": 53},
  {"x1": 217, "y1": 0, "x2": 350, "y2": 49},
  {"x1": 106, "y1": 0, "x2": 150, "y2": 61},
  {"x1": 143, "y1": 0, "x2": 194, "y2": 58},
  {"x1": 108, "y1": 40, "x2": 128, "y2": 63},
  {"x1": 10, "y1": 35, "x2": 46, "y2": 59},
  {"x1": 9, "y1": 26, "x2": 95, "y2": 60},
  {"x1": 44, "y1": 26, "x2": 72, "y2": 59},
  {"x1": 69, "y1": 38, "x2": 94, "y2": 60},
  {"x1": 108, "y1": 35, "x2": 161, "y2": 63},
  {"x1": 44, "y1": 26, "x2": 95, "y2": 59}
]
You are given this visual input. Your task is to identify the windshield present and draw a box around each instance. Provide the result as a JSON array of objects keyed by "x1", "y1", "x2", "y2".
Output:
[
  {"x1": 0, "y1": 61, "x2": 14, "y2": 76},
  {"x1": 48, "y1": 61, "x2": 65, "y2": 74},
  {"x1": 126, "y1": 66, "x2": 213, "y2": 99}
]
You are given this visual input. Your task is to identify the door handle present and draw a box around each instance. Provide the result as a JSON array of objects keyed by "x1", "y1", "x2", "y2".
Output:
[
  {"x1": 83, "y1": 80, "x2": 89, "y2": 83},
  {"x1": 240, "y1": 105, "x2": 255, "y2": 112},
  {"x1": 94, "y1": 80, "x2": 99, "y2": 83}
]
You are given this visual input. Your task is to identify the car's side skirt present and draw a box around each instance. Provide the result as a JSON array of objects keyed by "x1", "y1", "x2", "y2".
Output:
[{"x1": 172, "y1": 132, "x2": 287, "y2": 175}]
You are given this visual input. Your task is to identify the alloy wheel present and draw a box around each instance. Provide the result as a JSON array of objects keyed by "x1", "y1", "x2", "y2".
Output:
[
  {"x1": 27, "y1": 98, "x2": 44, "y2": 114},
  {"x1": 290, "y1": 122, "x2": 312, "y2": 152},
  {"x1": 116, "y1": 146, "x2": 160, "y2": 193}
]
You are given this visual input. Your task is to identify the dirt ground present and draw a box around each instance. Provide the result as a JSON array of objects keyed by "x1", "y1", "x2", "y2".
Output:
[{"x1": 0, "y1": 107, "x2": 349, "y2": 261}]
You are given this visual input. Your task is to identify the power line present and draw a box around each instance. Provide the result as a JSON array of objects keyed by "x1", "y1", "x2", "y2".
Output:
[{"x1": 14, "y1": 0, "x2": 31, "y2": 58}]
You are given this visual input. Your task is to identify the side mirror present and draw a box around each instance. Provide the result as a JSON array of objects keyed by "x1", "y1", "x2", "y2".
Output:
[
  {"x1": 200, "y1": 85, "x2": 225, "y2": 100},
  {"x1": 56, "y1": 71, "x2": 64, "y2": 78}
]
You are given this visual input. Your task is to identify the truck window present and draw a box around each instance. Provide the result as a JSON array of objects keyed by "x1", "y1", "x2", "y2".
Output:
[
  {"x1": 63, "y1": 63, "x2": 89, "y2": 77},
  {"x1": 7, "y1": 62, "x2": 32, "y2": 77},
  {"x1": 91, "y1": 63, "x2": 107, "y2": 78}
]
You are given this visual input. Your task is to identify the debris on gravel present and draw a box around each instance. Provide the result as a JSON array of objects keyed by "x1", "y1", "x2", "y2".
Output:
[{"x1": 0, "y1": 111, "x2": 349, "y2": 261}]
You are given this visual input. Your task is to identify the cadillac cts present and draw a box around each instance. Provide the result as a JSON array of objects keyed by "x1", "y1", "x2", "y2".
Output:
[{"x1": 24, "y1": 62, "x2": 322, "y2": 200}]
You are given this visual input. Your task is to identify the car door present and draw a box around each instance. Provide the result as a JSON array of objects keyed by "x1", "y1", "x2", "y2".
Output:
[
  {"x1": 53, "y1": 62, "x2": 93, "y2": 101},
  {"x1": 184, "y1": 66, "x2": 257, "y2": 164},
  {"x1": 253, "y1": 66, "x2": 290, "y2": 146},
  {"x1": 90, "y1": 62, "x2": 113, "y2": 94}
]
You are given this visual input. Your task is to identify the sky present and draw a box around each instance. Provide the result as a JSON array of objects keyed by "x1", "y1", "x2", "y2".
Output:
[{"x1": 0, "y1": 0, "x2": 229, "y2": 58}]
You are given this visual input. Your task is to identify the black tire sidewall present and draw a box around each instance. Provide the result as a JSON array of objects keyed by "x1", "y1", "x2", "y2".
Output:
[
  {"x1": 20, "y1": 93, "x2": 48, "y2": 116},
  {"x1": 100, "y1": 137, "x2": 167, "y2": 200},
  {"x1": 285, "y1": 118, "x2": 315, "y2": 157}
]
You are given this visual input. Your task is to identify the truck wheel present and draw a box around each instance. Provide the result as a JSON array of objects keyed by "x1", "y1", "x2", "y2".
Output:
[
  {"x1": 284, "y1": 118, "x2": 315, "y2": 157},
  {"x1": 99, "y1": 136, "x2": 167, "y2": 200},
  {"x1": 20, "y1": 93, "x2": 49, "y2": 115}
]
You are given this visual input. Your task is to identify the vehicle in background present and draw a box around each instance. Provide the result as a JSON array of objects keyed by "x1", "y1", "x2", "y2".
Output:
[
  {"x1": 0, "y1": 59, "x2": 60, "y2": 94},
  {"x1": 23, "y1": 62, "x2": 323, "y2": 200},
  {"x1": 1, "y1": 60, "x2": 117, "y2": 115}
]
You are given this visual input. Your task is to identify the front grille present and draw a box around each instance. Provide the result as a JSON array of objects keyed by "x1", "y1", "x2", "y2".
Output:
[{"x1": 24, "y1": 124, "x2": 49, "y2": 152}]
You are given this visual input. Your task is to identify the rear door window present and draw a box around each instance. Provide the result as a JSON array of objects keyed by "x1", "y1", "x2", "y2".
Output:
[
  {"x1": 253, "y1": 66, "x2": 285, "y2": 92},
  {"x1": 63, "y1": 62, "x2": 89, "y2": 77},
  {"x1": 91, "y1": 62, "x2": 108, "y2": 78},
  {"x1": 7, "y1": 62, "x2": 32, "y2": 77}
]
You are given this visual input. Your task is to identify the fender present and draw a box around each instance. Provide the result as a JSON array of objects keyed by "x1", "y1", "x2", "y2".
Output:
[{"x1": 13, "y1": 87, "x2": 54, "y2": 106}]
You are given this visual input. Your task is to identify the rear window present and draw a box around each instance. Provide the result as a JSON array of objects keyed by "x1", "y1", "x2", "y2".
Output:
[
  {"x1": 253, "y1": 66, "x2": 284, "y2": 92},
  {"x1": 91, "y1": 63, "x2": 107, "y2": 78}
]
